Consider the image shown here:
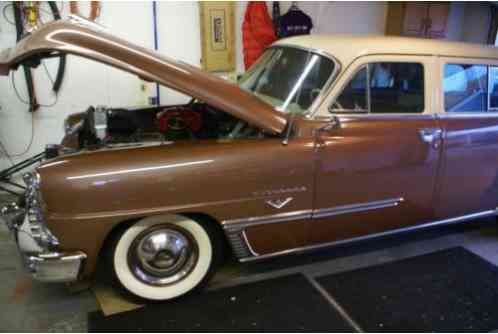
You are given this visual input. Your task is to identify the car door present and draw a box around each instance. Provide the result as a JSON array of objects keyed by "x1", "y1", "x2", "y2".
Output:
[
  {"x1": 309, "y1": 55, "x2": 443, "y2": 245},
  {"x1": 435, "y1": 58, "x2": 498, "y2": 219}
]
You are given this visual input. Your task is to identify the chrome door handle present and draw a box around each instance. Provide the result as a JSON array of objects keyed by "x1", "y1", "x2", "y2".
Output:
[{"x1": 419, "y1": 128, "x2": 442, "y2": 149}]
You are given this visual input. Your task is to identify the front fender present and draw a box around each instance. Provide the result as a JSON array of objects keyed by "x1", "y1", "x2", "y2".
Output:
[{"x1": 39, "y1": 138, "x2": 315, "y2": 277}]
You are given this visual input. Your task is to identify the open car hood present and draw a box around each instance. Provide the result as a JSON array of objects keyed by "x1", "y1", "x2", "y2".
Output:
[{"x1": 0, "y1": 19, "x2": 287, "y2": 134}]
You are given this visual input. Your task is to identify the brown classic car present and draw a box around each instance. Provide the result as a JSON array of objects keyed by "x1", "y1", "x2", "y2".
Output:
[{"x1": 2, "y1": 18, "x2": 498, "y2": 301}]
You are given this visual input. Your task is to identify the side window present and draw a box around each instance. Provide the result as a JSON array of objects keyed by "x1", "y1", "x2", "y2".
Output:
[
  {"x1": 369, "y1": 63, "x2": 424, "y2": 114},
  {"x1": 330, "y1": 67, "x2": 368, "y2": 112},
  {"x1": 489, "y1": 66, "x2": 498, "y2": 110},
  {"x1": 330, "y1": 62, "x2": 425, "y2": 114},
  {"x1": 444, "y1": 64, "x2": 488, "y2": 112}
]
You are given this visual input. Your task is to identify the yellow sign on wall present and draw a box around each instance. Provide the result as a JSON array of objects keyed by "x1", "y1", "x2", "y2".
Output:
[{"x1": 199, "y1": 2, "x2": 235, "y2": 72}]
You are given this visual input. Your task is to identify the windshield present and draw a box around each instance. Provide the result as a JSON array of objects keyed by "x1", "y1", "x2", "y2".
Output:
[{"x1": 238, "y1": 47, "x2": 335, "y2": 115}]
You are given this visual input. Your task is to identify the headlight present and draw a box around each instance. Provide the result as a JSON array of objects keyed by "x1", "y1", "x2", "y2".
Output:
[{"x1": 23, "y1": 172, "x2": 59, "y2": 250}]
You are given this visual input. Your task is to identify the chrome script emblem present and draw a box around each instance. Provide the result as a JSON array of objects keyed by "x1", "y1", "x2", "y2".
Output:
[
  {"x1": 266, "y1": 197, "x2": 293, "y2": 209},
  {"x1": 253, "y1": 186, "x2": 306, "y2": 197}
]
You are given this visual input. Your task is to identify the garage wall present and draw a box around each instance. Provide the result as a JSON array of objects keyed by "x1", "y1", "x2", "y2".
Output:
[
  {"x1": 445, "y1": 2, "x2": 465, "y2": 41},
  {"x1": 461, "y1": 2, "x2": 492, "y2": 44},
  {"x1": 235, "y1": 1, "x2": 387, "y2": 72},
  {"x1": 156, "y1": 2, "x2": 202, "y2": 105},
  {"x1": 445, "y1": 2, "x2": 492, "y2": 43}
]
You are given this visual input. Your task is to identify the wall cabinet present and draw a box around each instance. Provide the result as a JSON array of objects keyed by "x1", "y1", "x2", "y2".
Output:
[{"x1": 386, "y1": 2, "x2": 450, "y2": 39}]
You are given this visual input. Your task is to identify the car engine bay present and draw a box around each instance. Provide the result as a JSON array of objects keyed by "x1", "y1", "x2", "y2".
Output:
[{"x1": 62, "y1": 99, "x2": 269, "y2": 152}]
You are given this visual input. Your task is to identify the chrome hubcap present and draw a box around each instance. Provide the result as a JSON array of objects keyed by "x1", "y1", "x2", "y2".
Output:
[{"x1": 128, "y1": 225, "x2": 198, "y2": 286}]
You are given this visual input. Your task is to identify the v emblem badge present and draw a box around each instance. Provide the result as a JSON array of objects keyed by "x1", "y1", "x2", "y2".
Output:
[{"x1": 266, "y1": 197, "x2": 293, "y2": 209}]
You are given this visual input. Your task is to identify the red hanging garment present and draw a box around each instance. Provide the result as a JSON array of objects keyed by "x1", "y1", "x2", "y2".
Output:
[{"x1": 242, "y1": 2, "x2": 277, "y2": 70}]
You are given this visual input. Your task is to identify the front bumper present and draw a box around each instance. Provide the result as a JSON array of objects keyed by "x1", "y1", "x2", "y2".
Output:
[{"x1": 1, "y1": 202, "x2": 86, "y2": 283}]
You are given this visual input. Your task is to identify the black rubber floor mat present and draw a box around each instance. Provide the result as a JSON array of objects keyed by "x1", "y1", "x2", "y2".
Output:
[
  {"x1": 88, "y1": 273, "x2": 353, "y2": 332},
  {"x1": 317, "y1": 247, "x2": 498, "y2": 332}
]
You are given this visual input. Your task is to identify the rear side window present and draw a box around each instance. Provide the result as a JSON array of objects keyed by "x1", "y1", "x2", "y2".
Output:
[
  {"x1": 330, "y1": 62, "x2": 425, "y2": 114},
  {"x1": 444, "y1": 64, "x2": 488, "y2": 112}
]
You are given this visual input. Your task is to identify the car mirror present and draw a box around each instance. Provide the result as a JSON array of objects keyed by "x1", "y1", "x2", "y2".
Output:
[
  {"x1": 313, "y1": 116, "x2": 341, "y2": 139},
  {"x1": 318, "y1": 116, "x2": 341, "y2": 134}
]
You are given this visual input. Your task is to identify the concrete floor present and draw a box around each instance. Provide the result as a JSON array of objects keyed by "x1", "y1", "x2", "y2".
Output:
[{"x1": 1, "y1": 193, "x2": 498, "y2": 332}]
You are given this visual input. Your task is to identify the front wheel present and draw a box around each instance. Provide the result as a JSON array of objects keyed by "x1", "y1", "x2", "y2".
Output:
[{"x1": 108, "y1": 215, "x2": 222, "y2": 301}]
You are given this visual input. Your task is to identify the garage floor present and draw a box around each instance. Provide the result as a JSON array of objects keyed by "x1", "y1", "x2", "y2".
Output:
[{"x1": 1, "y1": 193, "x2": 498, "y2": 332}]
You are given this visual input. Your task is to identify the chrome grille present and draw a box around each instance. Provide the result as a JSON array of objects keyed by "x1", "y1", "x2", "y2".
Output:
[{"x1": 23, "y1": 172, "x2": 59, "y2": 250}]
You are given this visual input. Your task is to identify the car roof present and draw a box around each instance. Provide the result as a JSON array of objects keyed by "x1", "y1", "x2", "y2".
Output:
[{"x1": 274, "y1": 34, "x2": 498, "y2": 66}]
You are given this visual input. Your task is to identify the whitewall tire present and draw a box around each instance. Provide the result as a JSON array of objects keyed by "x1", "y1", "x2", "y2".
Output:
[{"x1": 109, "y1": 214, "x2": 221, "y2": 301}]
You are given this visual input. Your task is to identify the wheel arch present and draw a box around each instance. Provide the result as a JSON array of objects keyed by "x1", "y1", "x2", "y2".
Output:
[
  {"x1": 97, "y1": 212, "x2": 233, "y2": 266},
  {"x1": 181, "y1": 212, "x2": 232, "y2": 260}
]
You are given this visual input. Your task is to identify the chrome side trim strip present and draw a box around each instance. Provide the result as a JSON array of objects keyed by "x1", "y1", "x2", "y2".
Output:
[
  {"x1": 222, "y1": 209, "x2": 313, "y2": 232},
  {"x1": 222, "y1": 198, "x2": 403, "y2": 231},
  {"x1": 222, "y1": 198, "x2": 404, "y2": 260},
  {"x1": 239, "y1": 210, "x2": 497, "y2": 263},
  {"x1": 313, "y1": 197, "x2": 404, "y2": 219}
]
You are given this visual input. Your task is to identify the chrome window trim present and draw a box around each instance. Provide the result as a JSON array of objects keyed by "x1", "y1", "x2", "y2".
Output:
[
  {"x1": 366, "y1": 63, "x2": 372, "y2": 114},
  {"x1": 266, "y1": 44, "x2": 342, "y2": 118},
  {"x1": 238, "y1": 209, "x2": 498, "y2": 263}
]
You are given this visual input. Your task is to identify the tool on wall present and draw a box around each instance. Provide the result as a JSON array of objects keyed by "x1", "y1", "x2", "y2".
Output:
[
  {"x1": 48, "y1": 1, "x2": 66, "y2": 94},
  {"x1": 12, "y1": 2, "x2": 39, "y2": 112},
  {"x1": 69, "y1": 1, "x2": 101, "y2": 21},
  {"x1": 8, "y1": 1, "x2": 68, "y2": 112},
  {"x1": 0, "y1": 1, "x2": 67, "y2": 194},
  {"x1": 23, "y1": 1, "x2": 40, "y2": 31},
  {"x1": 272, "y1": 2, "x2": 282, "y2": 39}
]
